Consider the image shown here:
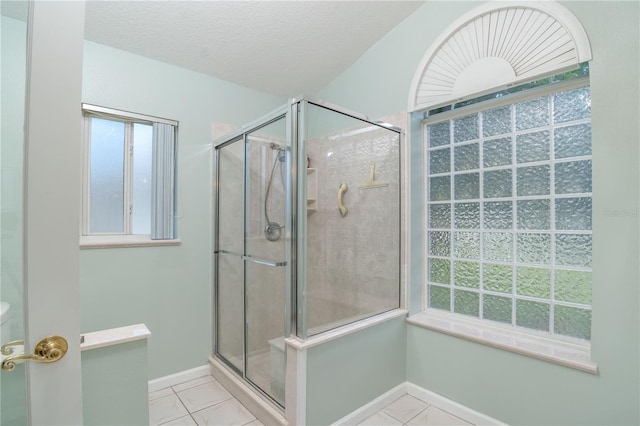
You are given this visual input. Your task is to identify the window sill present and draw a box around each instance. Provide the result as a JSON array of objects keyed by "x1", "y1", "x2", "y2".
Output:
[
  {"x1": 407, "y1": 311, "x2": 598, "y2": 374},
  {"x1": 80, "y1": 235, "x2": 182, "y2": 249}
]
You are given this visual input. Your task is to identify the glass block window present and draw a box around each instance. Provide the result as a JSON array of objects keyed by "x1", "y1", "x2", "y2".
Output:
[{"x1": 425, "y1": 83, "x2": 592, "y2": 340}]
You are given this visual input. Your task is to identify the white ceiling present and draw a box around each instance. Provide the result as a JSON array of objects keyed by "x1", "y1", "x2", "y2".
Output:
[{"x1": 82, "y1": 1, "x2": 424, "y2": 97}]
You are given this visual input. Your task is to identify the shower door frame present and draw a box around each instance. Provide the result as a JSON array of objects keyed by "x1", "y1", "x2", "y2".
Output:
[{"x1": 212, "y1": 104, "x2": 294, "y2": 408}]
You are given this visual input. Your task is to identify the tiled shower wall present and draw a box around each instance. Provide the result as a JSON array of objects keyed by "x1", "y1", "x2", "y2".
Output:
[{"x1": 305, "y1": 110, "x2": 402, "y2": 334}]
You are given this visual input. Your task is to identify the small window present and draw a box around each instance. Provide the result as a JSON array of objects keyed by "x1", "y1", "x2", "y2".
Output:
[
  {"x1": 82, "y1": 104, "x2": 178, "y2": 241},
  {"x1": 424, "y1": 75, "x2": 592, "y2": 341}
]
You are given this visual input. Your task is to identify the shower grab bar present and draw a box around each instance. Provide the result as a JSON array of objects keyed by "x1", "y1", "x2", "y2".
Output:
[{"x1": 241, "y1": 255, "x2": 287, "y2": 268}]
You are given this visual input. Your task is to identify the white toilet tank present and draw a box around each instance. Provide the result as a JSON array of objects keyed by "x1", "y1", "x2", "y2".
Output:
[{"x1": 1, "y1": 302, "x2": 10, "y2": 343}]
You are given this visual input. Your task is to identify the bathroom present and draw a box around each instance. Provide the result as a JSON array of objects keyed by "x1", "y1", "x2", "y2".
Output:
[{"x1": 0, "y1": 1, "x2": 638, "y2": 425}]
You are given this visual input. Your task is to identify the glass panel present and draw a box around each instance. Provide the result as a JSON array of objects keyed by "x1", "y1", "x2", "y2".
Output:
[
  {"x1": 243, "y1": 117, "x2": 288, "y2": 405},
  {"x1": 132, "y1": 123, "x2": 152, "y2": 234},
  {"x1": 429, "y1": 176, "x2": 450, "y2": 201},
  {"x1": 429, "y1": 148, "x2": 450, "y2": 174},
  {"x1": 484, "y1": 232, "x2": 513, "y2": 262},
  {"x1": 1, "y1": 5, "x2": 29, "y2": 422},
  {"x1": 246, "y1": 118, "x2": 287, "y2": 261},
  {"x1": 483, "y1": 105, "x2": 511, "y2": 137},
  {"x1": 515, "y1": 96, "x2": 549, "y2": 131},
  {"x1": 516, "y1": 266, "x2": 551, "y2": 298},
  {"x1": 216, "y1": 138, "x2": 246, "y2": 375},
  {"x1": 554, "y1": 270, "x2": 592, "y2": 304},
  {"x1": 554, "y1": 306, "x2": 591, "y2": 340},
  {"x1": 454, "y1": 143, "x2": 479, "y2": 171},
  {"x1": 483, "y1": 263, "x2": 512, "y2": 293},
  {"x1": 516, "y1": 233, "x2": 551, "y2": 264},
  {"x1": 483, "y1": 201, "x2": 513, "y2": 229},
  {"x1": 218, "y1": 138, "x2": 245, "y2": 253},
  {"x1": 429, "y1": 231, "x2": 450, "y2": 257},
  {"x1": 454, "y1": 231, "x2": 480, "y2": 259},
  {"x1": 429, "y1": 258, "x2": 450, "y2": 284},
  {"x1": 483, "y1": 169, "x2": 512, "y2": 198},
  {"x1": 483, "y1": 294, "x2": 512, "y2": 324},
  {"x1": 246, "y1": 261, "x2": 286, "y2": 406},
  {"x1": 483, "y1": 137, "x2": 512, "y2": 167},
  {"x1": 429, "y1": 203, "x2": 451, "y2": 228},
  {"x1": 555, "y1": 197, "x2": 592, "y2": 230},
  {"x1": 428, "y1": 121, "x2": 450, "y2": 147},
  {"x1": 516, "y1": 165, "x2": 550, "y2": 196},
  {"x1": 454, "y1": 173, "x2": 479, "y2": 200},
  {"x1": 516, "y1": 130, "x2": 550, "y2": 163},
  {"x1": 305, "y1": 103, "x2": 400, "y2": 337},
  {"x1": 429, "y1": 285, "x2": 451, "y2": 310},
  {"x1": 554, "y1": 124, "x2": 591, "y2": 159},
  {"x1": 89, "y1": 117, "x2": 125, "y2": 233},
  {"x1": 453, "y1": 114, "x2": 478, "y2": 143},
  {"x1": 454, "y1": 202, "x2": 479, "y2": 229},
  {"x1": 517, "y1": 199, "x2": 550, "y2": 230},
  {"x1": 516, "y1": 300, "x2": 549, "y2": 331},
  {"x1": 555, "y1": 160, "x2": 592, "y2": 194},
  {"x1": 555, "y1": 234, "x2": 592, "y2": 267},
  {"x1": 553, "y1": 87, "x2": 591, "y2": 124},
  {"x1": 425, "y1": 84, "x2": 593, "y2": 340},
  {"x1": 216, "y1": 253, "x2": 244, "y2": 372},
  {"x1": 454, "y1": 261, "x2": 479, "y2": 288},
  {"x1": 454, "y1": 290, "x2": 479, "y2": 317}
]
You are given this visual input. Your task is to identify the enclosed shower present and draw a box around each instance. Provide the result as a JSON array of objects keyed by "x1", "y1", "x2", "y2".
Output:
[{"x1": 213, "y1": 99, "x2": 402, "y2": 411}]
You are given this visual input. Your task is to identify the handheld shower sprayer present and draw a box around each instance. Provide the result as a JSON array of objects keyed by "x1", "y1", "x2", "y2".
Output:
[{"x1": 264, "y1": 143, "x2": 286, "y2": 241}]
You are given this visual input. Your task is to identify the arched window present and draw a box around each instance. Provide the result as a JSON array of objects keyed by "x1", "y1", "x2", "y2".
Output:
[
  {"x1": 409, "y1": 2, "x2": 591, "y2": 112},
  {"x1": 410, "y1": 2, "x2": 594, "y2": 343}
]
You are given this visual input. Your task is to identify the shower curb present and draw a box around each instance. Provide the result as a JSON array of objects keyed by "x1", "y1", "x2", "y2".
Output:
[{"x1": 209, "y1": 355, "x2": 288, "y2": 426}]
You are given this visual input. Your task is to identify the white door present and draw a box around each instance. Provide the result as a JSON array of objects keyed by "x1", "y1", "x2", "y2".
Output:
[{"x1": 1, "y1": 1, "x2": 85, "y2": 424}]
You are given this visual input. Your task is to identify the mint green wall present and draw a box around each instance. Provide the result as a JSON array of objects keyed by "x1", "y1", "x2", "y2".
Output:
[
  {"x1": 315, "y1": 1, "x2": 476, "y2": 119},
  {"x1": 0, "y1": 15, "x2": 28, "y2": 426},
  {"x1": 1, "y1": 15, "x2": 27, "y2": 347},
  {"x1": 82, "y1": 340, "x2": 149, "y2": 425},
  {"x1": 305, "y1": 316, "x2": 407, "y2": 425},
  {"x1": 317, "y1": 1, "x2": 639, "y2": 425},
  {"x1": 80, "y1": 41, "x2": 284, "y2": 379}
]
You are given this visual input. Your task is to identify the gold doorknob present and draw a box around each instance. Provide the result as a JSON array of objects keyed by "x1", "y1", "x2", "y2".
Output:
[{"x1": 1, "y1": 336, "x2": 68, "y2": 372}]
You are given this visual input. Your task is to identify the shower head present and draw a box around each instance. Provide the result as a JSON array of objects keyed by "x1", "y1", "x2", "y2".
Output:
[
  {"x1": 270, "y1": 142, "x2": 284, "y2": 151},
  {"x1": 269, "y1": 142, "x2": 286, "y2": 162}
]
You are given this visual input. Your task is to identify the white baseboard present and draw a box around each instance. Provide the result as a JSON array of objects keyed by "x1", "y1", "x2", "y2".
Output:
[
  {"x1": 333, "y1": 382, "x2": 506, "y2": 426},
  {"x1": 148, "y1": 365, "x2": 211, "y2": 392},
  {"x1": 406, "y1": 383, "x2": 507, "y2": 426},
  {"x1": 332, "y1": 383, "x2": 408, "y2": 425}
]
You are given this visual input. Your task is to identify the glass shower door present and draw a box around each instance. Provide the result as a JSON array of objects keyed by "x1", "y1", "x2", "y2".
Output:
[
  {"x1": 244, "y1": 118, "x2": 287, "y2": 406},
  {"x1": 215, "y1": 114, "x2": 288, "y2": 408},
  {"x1": 216, "y1": 137, "x2": 245, "y2": 373}
]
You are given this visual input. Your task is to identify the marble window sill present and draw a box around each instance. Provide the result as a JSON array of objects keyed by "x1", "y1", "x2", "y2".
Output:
[{"x1": 407, "y1": 311, "x2": 598, "y2": 374}]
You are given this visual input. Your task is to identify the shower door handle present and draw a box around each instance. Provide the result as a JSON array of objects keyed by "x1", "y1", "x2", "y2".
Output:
[{"x1": 241, "y1": 255, "x2": 287, "y2": 267}]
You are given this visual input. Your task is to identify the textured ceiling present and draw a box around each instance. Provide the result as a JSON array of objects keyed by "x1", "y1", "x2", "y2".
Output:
[{"x1": 83, "y1": 1, "x2": 424, "y2": 97}]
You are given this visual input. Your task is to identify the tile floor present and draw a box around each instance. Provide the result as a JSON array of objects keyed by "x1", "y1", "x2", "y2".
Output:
[{"x1": 149, "y1": 375, "x2": 473, "y2": 426}]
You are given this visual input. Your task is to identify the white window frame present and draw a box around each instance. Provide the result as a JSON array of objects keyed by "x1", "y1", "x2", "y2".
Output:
[
  {"x1": 80, "y1": 104, "x2": 181, "y2": 249},
  {"x1": 411, "y1": 77, "x2": 597, "y2": 373}
]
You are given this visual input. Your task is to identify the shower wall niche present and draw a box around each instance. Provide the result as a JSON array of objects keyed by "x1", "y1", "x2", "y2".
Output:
[{"x1": 213, "y1": 99, "x2": 401, "y2": 410}]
